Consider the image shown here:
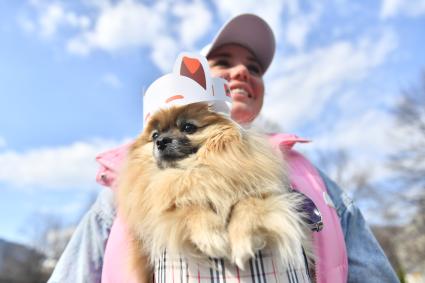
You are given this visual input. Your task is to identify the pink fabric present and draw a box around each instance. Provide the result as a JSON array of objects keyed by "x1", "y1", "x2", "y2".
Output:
[
  {"x1": 270, "y1": 133, "x2": 348, "y2": 282},
  {"x1": 101, "y1": 215, "x2": 139, "y2": 283},
  {"x1": 96, "y1": 143, "x2": 139, "y2": 283},
  {"x1": 96, "y1": 143, "x2": 132, "y2": 189},
  {"x1": 268, "y1": 133, "x2": 310, "y2": 150},
  {"x1": 285, "y1": 150, "x2": 348, "y2": 283},
  {"x1": 98, "y1": 134, "x2": 348, "y2": 283}
]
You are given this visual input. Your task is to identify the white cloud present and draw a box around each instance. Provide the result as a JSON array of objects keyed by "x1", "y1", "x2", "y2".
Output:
[
  {"x1": 259, "y1": 27, "x2": 399, "y2": 188},
  {"x1": 0, "y1": 139, "x2": 127, "y2": 190},
  {"x1": 65, "y1": 12, "x2": 91, "y2": 29},
  {"x1": 284, "y1": 2, "x2": 323, "y2": 49},
  {"x1": 67, "y1": 1, "x2": 165, "y2": 54},
  {"x1": 314, "y1": 109, "x2": 394, "y2": 154},
  {"x1": 64, "y1": 0, "x2": 212, "y2": 71},
  {"x1": 21, "y1": 1, "x2": 91, "y2": 39},
  {"x1": 380, "y1": 0, "x2": 425, "y2": 19},
  {"x1": 172, "y1": 0, "x2": 213, "y2": 48},
  {"x1": 150, "y1": 36, "x2": 180, "y2": 73},
  {"x1": 39, "y1": 3, "x2": 65, "y2": 37},
  {"x1": 304, "y1": 108, "x2": 398, "y2": 183},
  {"x1": 101, "y1": 73, "x2": 123, "y2": 89},
  {"x1": 83, "y1": 0, "x2": 112, "y2": 10},
  {"x1": 24, "y1": 0, "x2": 330, "y2": 72},
  {"x1": 263, "y1": 28, "x2": 398, "y2": 131}
]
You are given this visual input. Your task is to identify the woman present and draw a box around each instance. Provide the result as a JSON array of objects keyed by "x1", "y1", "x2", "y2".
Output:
[{"x1": 48, "y1": 14, "x2": 399, "y2": 283}]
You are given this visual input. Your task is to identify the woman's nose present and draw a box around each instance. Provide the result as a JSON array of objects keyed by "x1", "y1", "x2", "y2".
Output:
[{"x1": 229, "y1": 64, "x2": 249, "y2": 81}]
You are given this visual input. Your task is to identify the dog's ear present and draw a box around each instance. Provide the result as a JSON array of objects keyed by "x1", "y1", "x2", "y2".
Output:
[{"x1": 180, "y1": 56, "x2": 206, "y2": 90}]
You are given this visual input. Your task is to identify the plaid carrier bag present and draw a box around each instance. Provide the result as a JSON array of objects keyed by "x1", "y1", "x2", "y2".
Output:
[{"x1": 153, "y1": 248, "x2": 312, "y2": 283}]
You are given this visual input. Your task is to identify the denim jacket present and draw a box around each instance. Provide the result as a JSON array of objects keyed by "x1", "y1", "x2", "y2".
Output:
[{"x1": 48, "y1": 159, "x2": 399, "y2": 283}]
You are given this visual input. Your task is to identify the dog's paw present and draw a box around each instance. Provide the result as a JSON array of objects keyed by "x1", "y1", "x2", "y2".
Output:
[
  {"x1": 230, "y1": 234, "x2": 266, "y2": 270},
  {"x1": 231, "y1": 238, "x2": 254, "y2": 270},
  {"x1": 191, "y1": 231, "x2": 230, "y2": 259}
]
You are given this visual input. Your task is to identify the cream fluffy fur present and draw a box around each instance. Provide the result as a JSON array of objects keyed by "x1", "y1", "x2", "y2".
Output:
[{"x1": 117, "y1": 103, "x2": 310, "y2": 280}]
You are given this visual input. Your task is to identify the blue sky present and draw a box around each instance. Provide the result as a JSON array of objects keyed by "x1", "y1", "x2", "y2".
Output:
[{"x1": 0, "y1": 0, "x2": 424, "y2": 244}]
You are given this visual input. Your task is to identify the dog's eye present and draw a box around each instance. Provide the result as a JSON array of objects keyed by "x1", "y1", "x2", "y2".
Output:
[
  {"x1": 181, "y1": 123, "x2": 197, "y2": 134},
  {"x1": 152, "y1": 132, "x2": 159, "y2": 140}
]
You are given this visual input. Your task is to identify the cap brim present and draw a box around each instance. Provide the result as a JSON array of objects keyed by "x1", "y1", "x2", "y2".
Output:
[{"x1": 202, "y1": 14, "x2": 275, "y2": 73}]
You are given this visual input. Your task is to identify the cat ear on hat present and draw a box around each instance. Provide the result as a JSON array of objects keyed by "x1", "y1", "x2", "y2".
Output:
[
  {"x1": 179, "y1": 56, "x2": 206, "y2": 90},
  {"x1": 173, "y1": 53, "x2": 212, "y2": 94}
]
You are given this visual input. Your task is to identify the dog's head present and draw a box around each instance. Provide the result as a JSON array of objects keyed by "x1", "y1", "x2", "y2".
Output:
[{"x1": 140, "y1": 102, "x2": 241, "y2": 169}]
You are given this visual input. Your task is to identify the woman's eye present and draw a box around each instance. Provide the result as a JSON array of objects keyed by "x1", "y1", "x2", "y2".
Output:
[
  {"x1": 248, "y1": 64, "x2": 261, "y2": 75},
  {"x1": 181, "y1": 123, "x2": 197, "y2": 134},
  {"x1": 213, "y1": 59, "x2": 230, "y2": 67},
  {"x1": 152, "y1": 132, "x2": 159, "y2": 140}
]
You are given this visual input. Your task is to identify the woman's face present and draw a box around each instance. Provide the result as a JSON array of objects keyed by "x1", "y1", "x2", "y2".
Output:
[{"x1": 207, "y1": 44, "x2": 265, "y2": 124}]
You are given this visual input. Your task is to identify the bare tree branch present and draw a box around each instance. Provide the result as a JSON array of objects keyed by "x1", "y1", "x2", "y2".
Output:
[{"x1": 387, "y1": 71, "x2": 425, "y2": 273}]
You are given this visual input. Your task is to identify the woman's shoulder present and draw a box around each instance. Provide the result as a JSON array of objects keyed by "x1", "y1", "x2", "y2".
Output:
[{"x1": 316, "y1": 169, "x2": 354, "y2": 217}]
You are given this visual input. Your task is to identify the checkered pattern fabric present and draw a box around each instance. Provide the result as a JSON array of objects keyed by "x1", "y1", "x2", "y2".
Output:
[{"x1": 153, "y1": 249, "x2": 312, "y2": 283}]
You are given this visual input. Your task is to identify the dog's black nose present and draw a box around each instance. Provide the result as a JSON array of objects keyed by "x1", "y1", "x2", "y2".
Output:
[{"x1": 156, "y1": 137, "x2": 172, "y2": 151}]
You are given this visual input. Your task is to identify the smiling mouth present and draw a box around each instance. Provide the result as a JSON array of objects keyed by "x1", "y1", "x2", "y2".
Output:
[{"x1": 231, "y1": 88, "x2": 252, "y2": 99}]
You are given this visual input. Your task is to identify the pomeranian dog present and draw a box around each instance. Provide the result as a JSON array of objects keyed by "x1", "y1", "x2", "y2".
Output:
[{"x1": 117, "y1": 102, "x2": 310, "y2": 281}]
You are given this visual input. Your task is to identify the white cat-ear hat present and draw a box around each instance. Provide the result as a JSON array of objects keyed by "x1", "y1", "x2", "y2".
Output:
[{"x1": 143, "y1": 53, "x2": 232, "y2": 125}]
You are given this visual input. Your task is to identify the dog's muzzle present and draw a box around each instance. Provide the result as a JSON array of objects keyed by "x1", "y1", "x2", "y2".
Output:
[
  {"x1": 153, "y1": 134, "x2": 197, "y2": 167},
  {"x1": 156, "y1": 136, "x2": 172, "y2": 151}
]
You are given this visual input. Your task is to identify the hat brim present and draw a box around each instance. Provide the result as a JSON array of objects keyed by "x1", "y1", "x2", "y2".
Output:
[{"x1": 202, "y1": 14, "x2": 275, "y2": 73}]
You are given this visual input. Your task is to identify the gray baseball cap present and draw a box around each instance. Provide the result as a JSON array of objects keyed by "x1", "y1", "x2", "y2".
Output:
[{"x1": 201, "y1": 14, "x2": 276, "y2": 73}]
